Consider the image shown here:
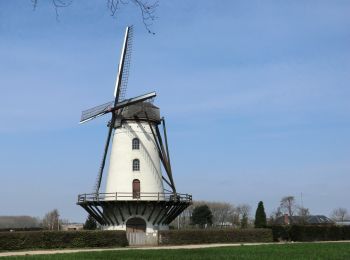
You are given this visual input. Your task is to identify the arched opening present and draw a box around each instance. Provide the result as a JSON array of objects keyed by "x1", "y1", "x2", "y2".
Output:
[
  {"x1": 132, "y1": 179, "x2": 140, "y2": 198},
  {"x1": 126, "y1": 217, "x2": 146, "y2": 233},
  {"x1": 132, "y1": 138, "x2": 140, "y2": 150}
]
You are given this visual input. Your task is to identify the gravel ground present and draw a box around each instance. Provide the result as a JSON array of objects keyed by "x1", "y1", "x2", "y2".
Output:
[{"x1": 1, "y1": 240, "x2": 349, "y2": 257}]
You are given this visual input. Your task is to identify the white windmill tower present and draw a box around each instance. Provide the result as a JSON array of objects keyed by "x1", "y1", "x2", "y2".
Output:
[{"x1": 77, "y1": 26, "x2": 191, "y2": 240}]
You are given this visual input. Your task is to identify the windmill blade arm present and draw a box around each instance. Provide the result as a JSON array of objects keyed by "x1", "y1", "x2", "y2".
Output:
[
  {"x1": 114, "y1": 26, "x2": 133, "y2": 104},
  {"x1": 80, "y1": 101, "x2": 114, "y2": 124},
  {"x1": 112, "y1": 92, "x2": 156, "y2": 111}
]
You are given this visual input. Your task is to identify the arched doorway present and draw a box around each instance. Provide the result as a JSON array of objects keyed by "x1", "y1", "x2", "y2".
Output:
[
  {"x1": 126, "y1": 217, "x2": 146, "y2": 233},
  {"x1": 132, "y1": 179, "x2": 140, "y2": 198}
]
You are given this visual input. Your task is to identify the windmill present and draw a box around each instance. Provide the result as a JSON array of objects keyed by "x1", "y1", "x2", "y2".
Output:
[{"x1": 77, "y1": 26, "x2": 191, "y2": 240}]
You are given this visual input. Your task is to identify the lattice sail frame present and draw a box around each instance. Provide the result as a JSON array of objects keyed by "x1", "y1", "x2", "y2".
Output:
[{"x1": 80, "y1": 101, "x2": 114, "y2": 123}]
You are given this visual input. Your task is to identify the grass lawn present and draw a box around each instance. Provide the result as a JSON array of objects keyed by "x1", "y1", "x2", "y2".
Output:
[{"x1": 3, "y1": 242, "x2": 350, "y2": 259}]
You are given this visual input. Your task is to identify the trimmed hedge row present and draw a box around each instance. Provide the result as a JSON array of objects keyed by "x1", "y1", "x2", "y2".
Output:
[
  {"x1": 270, "y1": 225, "x2": 350, "y2": 242},
  {"x1": 270, "y1": 225, "x2": 291, "y2": 241},
  {"x1": 0, "y1": 228, "x2": 43, "y2": 232},
  {"x1": 159, "y1": 229, "x2": 273, "y2": 245},
  {"x1": 0, "y1": 230, "x2": 128, "y2": 251}
]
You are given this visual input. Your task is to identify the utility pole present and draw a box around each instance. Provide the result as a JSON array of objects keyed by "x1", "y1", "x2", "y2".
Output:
[{"x1": 300, "y1": 192, "x2": 304, "y2": 209}]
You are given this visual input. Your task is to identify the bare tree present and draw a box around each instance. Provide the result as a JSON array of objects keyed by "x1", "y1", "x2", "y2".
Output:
[
  {"x1": 31, "y1": 0, "x2": 158, "y2": 33},
  {"x1": 331, "y1": 208, "x2": 349, "y2": 223},
  {"x1": 0, "y1": 216, "x2": 40, "y2": 229},
  {"x1": 273, "y1": 207, "x2": 283, "y2": 218},
  {"x1": 31, "y1": 0, "x2": 71, "y2": 20},
  {"x1": 297, "y1": 206, "x2": 310, "y2": 224},
  {"x1": 298, "y1": 207, "x2": 310, "y2": 217},
  {"x1": 232, "y1": 210, "x2": 241, "y2": 227},
  {"x1": 268, "y1": 207, "x2": 283, "y2": 225},
  {"x1": 209, "y1": 202, "x2": 235, "y2": 228},
  {"x1": 237, "y1": 204, "x2": 251, "y2": 217},
  {"x1": 236, "y1": 204, "x2": 251, "y2": 228},
  {"x1": 42, "y1": 209, "x2": 60, "y2": 230},
  {"x1": 107, "y1": 0, "x2": 158, "y2": 33},
  {"x1": 280, "y1": 196, "x2": 296, "y2": 216}
]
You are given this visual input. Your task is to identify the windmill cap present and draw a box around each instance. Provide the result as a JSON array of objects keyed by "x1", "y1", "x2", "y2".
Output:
[{"x1": 118, "y1": 102, "x2": 160, "y2": 122}]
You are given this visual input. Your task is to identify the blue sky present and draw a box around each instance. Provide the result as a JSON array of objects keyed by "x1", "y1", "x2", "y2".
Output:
[{"x1": 0, "y1": 1, "x2": 349, "y2": 222}]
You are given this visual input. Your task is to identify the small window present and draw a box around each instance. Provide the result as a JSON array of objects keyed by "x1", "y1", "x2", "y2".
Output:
[
  {"x1": 132, "y1": 138, "x2": 140, "y2": 150},
  {"x1": 133, "y1": 159, "x2": 140, "y2": 171}
]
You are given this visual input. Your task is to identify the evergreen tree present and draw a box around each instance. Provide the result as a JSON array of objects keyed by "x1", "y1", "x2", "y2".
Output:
[
  {"x1": 191, "y1": 205, "x2": 213, "y2": 228},
  {"x1": 83, "y1": 215, "x2": 97, "y2": 230},
  {"x1": 254, "y1": 201, "x2": 267, "y2": 228}
]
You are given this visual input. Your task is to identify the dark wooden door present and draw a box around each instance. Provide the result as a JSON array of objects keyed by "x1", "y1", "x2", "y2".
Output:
[
  {"x1": 133, "y1": 179, "x2": 140, "y2": 198},
  {"x1": 126, "y1": 217, "x2": 146, "y2": 233}
]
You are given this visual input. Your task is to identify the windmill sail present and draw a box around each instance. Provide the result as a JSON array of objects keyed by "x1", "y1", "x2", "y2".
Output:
[
  {"x1": 114, "y1": 26, "x2": 133, "y2": 104},
  {"x1": 80, "y1": 101, "x2": 114, "y2": 124}
]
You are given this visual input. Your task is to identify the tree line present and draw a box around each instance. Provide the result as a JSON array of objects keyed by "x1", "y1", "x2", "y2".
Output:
[
  {"x1": 1, "y1": 197, "x2": 349, "y2": 230},
  {"x1": 171, "y1": 196, "x2": 350, "y2": 229}
]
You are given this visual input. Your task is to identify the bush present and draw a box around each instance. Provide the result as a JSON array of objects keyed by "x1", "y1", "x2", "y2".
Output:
[
  {"x1": 269, "y1": 225, "x2": 350, "y2": 242},
  {"x1": 269, "y1": 226, "x2": 291, "y2": 241},
  {"x1": 342, "y1": 226, "x2": 350, "y2": 240},
  {"x1": 289, "y1": 225, "x2": 348, "y2": 242},
  {"x1": 159, "y1": 229, "x2": 273, "y2": 245},
  {"x1": 0, "y1": 230, "x2": 128, "y2": 251}
]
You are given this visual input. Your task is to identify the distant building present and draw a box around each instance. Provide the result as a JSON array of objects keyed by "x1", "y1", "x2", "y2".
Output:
[
  {"x1": 335, "y1": 220, "x2": 350, "y2": 226},
  {"x1": 60, "y1": 223, "x2": 84, "y2": 231},
  {"x1": 274, "y1": 214, "x2": 334, "y2": 225},
  {"x1": 215, "y1": 222, "x2": 233, "y2": 228}
]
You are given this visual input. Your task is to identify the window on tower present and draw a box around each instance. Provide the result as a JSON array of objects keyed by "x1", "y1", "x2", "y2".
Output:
[
  {"x1": 133, "y1": 159, "x2": 140, "y2": 171},
  {"x1": 132, "y1": 138, "x2": 140, "y2": 150}
]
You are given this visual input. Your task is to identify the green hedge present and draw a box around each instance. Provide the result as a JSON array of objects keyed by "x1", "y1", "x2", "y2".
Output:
[
  {"x1": 269, "y1": 226, "x2": 291, "y2": 241},
  {"x1": 0, "y1": 228, "x2": 43, "y2": 232},
  {"x1": 159, "y1": 229, "x2": 273, "y2": 245},
  {"x1": 0, "y1": 230, "x2": 128, "y2": 251},
  {"x1": 343, "y1": 226, "x2": 350, "y2": 240},
  {"x1": 269, "y1": 225, "x2": 350, "y2": 242},
  {"x1": 289, "y1": 225, "x2": 350, "y2": 242}
]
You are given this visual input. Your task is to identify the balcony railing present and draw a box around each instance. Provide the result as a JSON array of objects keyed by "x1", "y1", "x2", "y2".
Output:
[{"x1": 77, "y1": 192, "x2": 192, "y2": 204}]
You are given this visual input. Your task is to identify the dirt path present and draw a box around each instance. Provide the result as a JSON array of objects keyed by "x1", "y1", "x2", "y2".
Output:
[
  {"x1": 1, "y1": 241, "x2": 349, "y2": 257},
  {"x1": 0, "y1": 243, "x2": 270, "y2": 257}
]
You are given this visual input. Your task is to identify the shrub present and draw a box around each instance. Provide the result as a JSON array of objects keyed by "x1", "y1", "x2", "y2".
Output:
[
  {"x1": 269, "y1": 225, "x2": 290, "y2": 241},
  {"x1": 289, "y1": 225, "x2": 349, "y2": 242},
  {"x1": 0, "y1": 230, "x2": 128, "y2": 251},
  {"x1": 269, "y1": 225, "x2": 350, "y2": 242},
  {"x1": 159, "y1": 229, "x2": 273, "y2": 245},
  {"x1": 342, "y1": 226, "x2": 350, "y2": 240}
]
